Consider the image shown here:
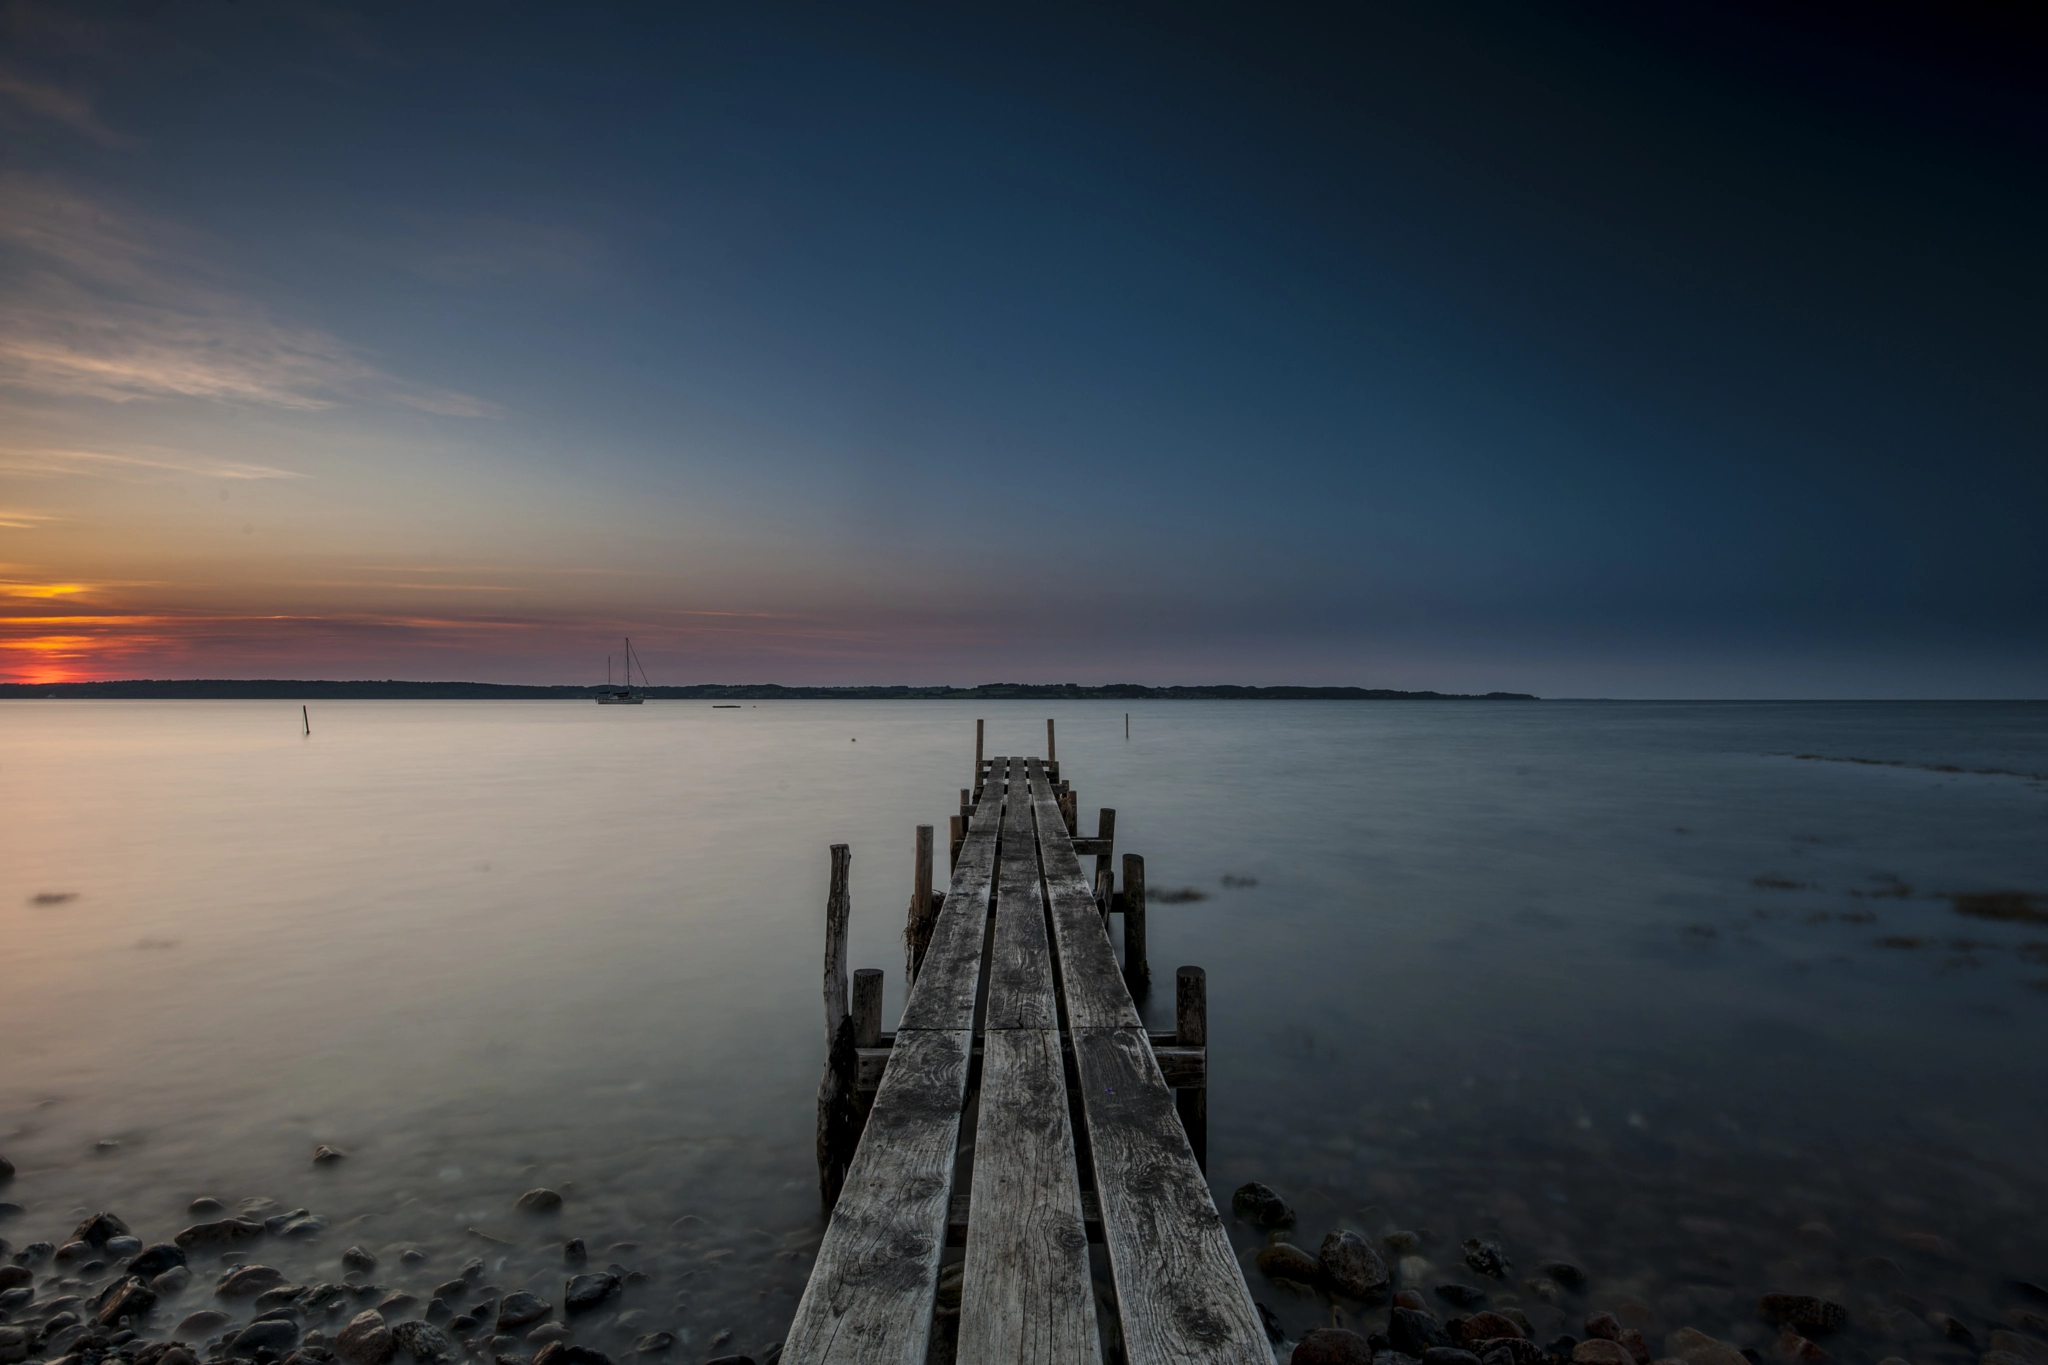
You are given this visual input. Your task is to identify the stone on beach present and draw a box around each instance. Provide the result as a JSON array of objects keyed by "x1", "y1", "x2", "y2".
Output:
[
  {"x1": 562, "y1": 1275, "x2": 618, "y2": 1314},
  {"x1": 0, "y1": 1156, "x2": 13, "y2": 1182},
  {"x1": 128, "y1": 1244, "x2": 188, "y2": 1280},
  {"x1": 175, "y1": 1310, "x2": 232, "y2": 1338},
  {"x1": 1421, "y1": 1349, "x2": 1484, "y2": 1365},
  {"x1": 0, "y1": 1267, "x2": 28, "y2": 1290},
  {"x1": 1390, "y1": 1307, "x2": 1456, "y2": 1356},
  {"x1": 1320, "y1": 1230, "x2": 1391, "y2": 1297},
  {"x1": 1462, "y1": 1241, "x2": 1511, "y2": 1280},
  {"x1": 71, "y1": 1213, "x2": 132, "y2": 1248},
  {"x1": 228, "y1": 1319, "x2": 300, "y2": 1358},
  {"x1": 151, "y1": 1265, "x2": 193, "y2": 1295},
  {"x1": 1575, "y1": 1340, "x2": 1635, "y2": 1365},
  {"x1": 1456, "y1": 1313, "x2": 1526, "y2": 1342},
  {"x1": 391, "y1": 1320, "x2": 455, "y2": 1363},
  {"x1": 1291, "y1": 1327, "x2": 1373, "y2": 1363},
  {"x1": 495, "y1": 1294, "x2": 550, "y2": 1331},
  {"x1": 94, "y1": 1276, "x2": 156, "y2": 1325},
  {"x1": 177, "y1": 1219, "x2": 267, "y2": 1250},
  {"x1": 335, "y1": 1310, "x2": 394, "y2": 1365},
  {"x1": 341, "y1": 1248, "x2": 377, "y2": 1274},
  {"x1": 1538, "y1": 1261, "x2": 1587, "y2": 1288},
  {"x1": 313, "y1": 1147, "x2": 347, "y2": 1165},
  {"x1": 512, "y1": 1190, "x2": 562, "y2": 1215},
  {"x1": 1666, "y1": 1327, "x2": 1750, "y2": 1365}
]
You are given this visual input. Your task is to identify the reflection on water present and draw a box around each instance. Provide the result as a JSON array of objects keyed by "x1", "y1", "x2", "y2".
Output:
[{"x1": 3, "y1": 700, "x2": 2046, "y2": 1362}]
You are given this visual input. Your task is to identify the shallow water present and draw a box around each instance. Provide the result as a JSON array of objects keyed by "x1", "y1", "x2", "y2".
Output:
[{"x1": 4, "y1": 700, "x2": 2047, "y2": 1363}]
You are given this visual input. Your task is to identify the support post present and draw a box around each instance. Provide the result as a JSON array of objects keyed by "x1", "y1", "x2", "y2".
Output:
[
  {"x1": 1047, "y1": 716, "x2": 1056, "y2": 764},
  {"x1": 949, "y1": 814, "x2": 965, "y2": 871},
  {"x1": 904, "y1": 825, "x2": 936, "y2": 982},
  {"x1": 852, "y1": 968, "x2": 884, "y2": 1048},
  {"x1": 1094, "y1": 808, "x2": 1116, "y2": 884},
  {"x1": 816, "y1": 844, "x2": 858, "y2": 1207},
  {"x1": 974, "y1": 718, "x2": 984, "y2": 794},
  {"x1": 1122, "y1": 852, "x2": 1148, "y2": 984},
  {"x1": 1175, "y1": 965, "x2": 1208, "y2": 1169},
  {"x1": 1095, "y1": 868, "x2": 1114, "y2": 922}
]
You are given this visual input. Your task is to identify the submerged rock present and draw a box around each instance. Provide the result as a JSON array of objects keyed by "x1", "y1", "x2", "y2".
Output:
[
  {"x1": 391, "y1": 1321, "x2": 454, "y2": 1364},
  {"x1": 1231, "y1": 1183, "x2": 1294, "y2": 1229},
  {"x1": 512, "y1": 1191, "x2": 562, "y2": 1215},
  {"x1": 1666, "y1": 1327, "x2": 1750, "y2": 1365},
  {"x1": 94, "y1": 1277, "x2": 157, "y2": 1326},
  {"x1": 1256, "y1": 1244, "x2": 1322, "y2": 1285},
  {"x1": 129, "y1": 1245, "x2": 188, "y2": 1280},
  {"x1": 1436, "y1": 1285, "x2": 1488, "y2": 1308},
  {"x1": 175, "y1": 1310, "x2": 232, "y2": 1338},
  {"x1": 495, "y1": 1295, "x2": 550, "y2": 1331},
  {"x1": 1389, "y1": 1309, "x2": 1455, "y2": 1357},
  {"x1": 632, "y1": 1334, "x2": 673, "y2": 1354},
  {"x1": 152, "y1": 1265, "x2": 193, "y2": 1296},
  {"x1": 1321, "y1": 1231, "x2": 1391, "y2": 1298},
  {"x1": 312, "y1": 1148, "x2": 346, "y2": 1165},
  {"x1": 72, "y1": 1214, "x2": 133, "y2": 1249},
  {"x1": 1456, "y1": 1314, "x2": 1525, "y2": 1343},
  {"x1": 561, "y1": 1241, "x2": 586, "y2": 1266},
  {"x1": 219, "y1": 1267, "x2": 289, "y2": 1298},
  {"x1": 341, "y1": 1249, "x2": 377, "y2": 1274},
  {"x1": 1537, "y1": 1261, "x2": 1586, "y2": 1288},
  {"x1": 227, "y1": 1320, "x2": 300, "y2": 1359},
  {"x1": 177, "y1": 1220, "x2": 267, "y2": 1251},
  {"x1": 1421, "y1": 1349, "x2": 1483, "y2": 1365},
  {"x1": 1462, "y1": 1241, "x2": 1511, "y2": 1281},
  {"x1": 1574, "y1": 1342, "x2": 1633, "y2": 1365}
]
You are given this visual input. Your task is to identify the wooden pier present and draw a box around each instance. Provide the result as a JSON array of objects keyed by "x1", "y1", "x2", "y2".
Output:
[{"x1": 785, "y1": 727, "x2": 1267, "y2": 1364}]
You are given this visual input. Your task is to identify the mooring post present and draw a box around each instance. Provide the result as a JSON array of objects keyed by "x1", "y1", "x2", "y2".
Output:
[
  {"x1": 816, "y1": 844, "x2": 859, "y2": 1208},
  {"x1": 974, "y1": 718, "x2": 984, "y2": 794},
  {"x1": 904, "y1": 825, "x2": 936, "y2": 982},
  {"x1": 1122, "y1": 852, "x2": 1148, "y2": 983},
  {"x1": 1095, "y1": 868, "x2": 1114, "y2": 921},
  {"x1": 853, "y1": 967, "x2": 884, "y2": 1048},
  {"x1": 1094, "y1": 808, "x2": 1116, "y2": 884},
  {"x1": 1046, "y1": 717, "x2": 1058, "y2": 782},
  {"x1": 949, "y1": 814, "x2": 965, "y2": 871},
  {"x1": 1176, "y1": 964, "x2": 1208, "y2": 1169}
]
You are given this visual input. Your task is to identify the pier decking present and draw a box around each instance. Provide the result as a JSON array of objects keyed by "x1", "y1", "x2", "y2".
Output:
[{"x1": 784, "y1": 744, "x2": 1267, "y2": 1364}]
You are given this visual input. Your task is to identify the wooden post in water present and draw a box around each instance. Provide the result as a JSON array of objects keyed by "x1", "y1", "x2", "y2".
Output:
[
  {"x1": 904, "y1": 825, "x2": 937, "y2": 982},
  {"x1": 949, "y1": 814, "x2": 965, "y2": 871},
  {"x1": 852, "y1": 968, "x2": 884, "y2": 1048},
  {"x1": 1125, "y1": 711, "x2": 1129, "y2": 739},
  {"x1": 1176, "y1": 965, "x2": 1208, "y2": 1169},
  {"x1": 302, "y1": 705, "x2": 310, "y2": 735},
  {"x1": 974, "y1": 718, "x2": 984, "y2": 793},
  {"x1": 1046, "y1": 717, "x2": 1057, "y2": 778},
  {"x1": 1122, "y1": 852, "x2": 1148, "y2": 984},
  {"x1": 1095, "y1": 868, "x2": 1114, "y2": 921},
  {"x1": 1094, "y1": 808, "x2": 1116, "y2": 884},
  {"x1": 816, "y1": 844, "x2": 860, "y2": 1208}
]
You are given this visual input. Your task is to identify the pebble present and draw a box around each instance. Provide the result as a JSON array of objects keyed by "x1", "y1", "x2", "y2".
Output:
[
  {"x1": 1456, "y1": 1313, "x2": 1525, "y2": 1342},
  {"x1": 513, "y1": 1191, "x2": 563, "y2": 1215},
  {"x1": 1757, "y1": 1296, "x2": 1846, "y2": 1334},
  {"x1": 526, "y1": 1325, "x2": 573, "y2": 1345},
  {"x1": 459, "y1": 1259, "x2": 485, "y2": 1282},
  {"x1": 1292, "y1": 1327, "x2": 1374, "y2": 1364},
  {"x1": 175, "y1": 1220, "x2": 266, "y2": 1251},
  {"x1": 1574, "y1": 1341, "x2": 1633, "y2": 1365},
  {"x1": 129, "y1": 1245, "x2": 188, "y2": 1280},
  {"x1": 341, "y1": 1249, "x2": 377, "y2": 1274},
  {"x1": 71, "y1": 1215, "x2": 132, "y2": 1249},
  {"x1": 18, "y1": 1242, "x2": 54, "y2": 1264},
  {"x1": 1232, "y1": 1183, "x2": 1295, "y2": 1228},
  {"x1": 1256, "y1": 1244, "x2": 1323, "y2": 1285},
  {"x1": 0, "y1": 1267, "x2": 28, "y2": 1290},
  {"x1": 106, "y1": 1237, "x2": 143, "y2": 1257},
  {"x1": 1321, "y1": 1231, "x2": 1392, "y2": 1298},
  {"x1": 562, "y1": 1241, "x2": 586, "y2": 1266},
  {"x1": 283, "y1": 1217, "x2": 329, "y2": 1239},
  {"x1": 1395, "y1": 1291, "x2": 1430, "y2": 1313},
  {"x1": 400, "y1": 1250, "x2": 429, "y2": 1266},
  {"x1": 190, "y1": 1199, "x2": 226, "y2": 1215},
  {"x1": 633, "y1": 1334, "x2": 673, "y2": 1354},
  {"x1": 335, "y1": 1311, "x2": 394, "y2": 1365},
  {"x1": 94, "y1": 1277, "x2": 156, "y2": 1326},
  {"x1": 391, "y1": 1320, "x2": 454, "y2": 1364},
  {"x1": 1461, "y1": 1241, "x2": 1510, "y2": 1281},
  {"x1": 228, "y1": 1320, "x2": 300, "y2": 1359},
  {"x1": 1536, "y1": 1262, "x2": 1586, "y2": 1288},
  {"x1": 0, "y1": 1287, "x2": 31, "y2": 1313},
  {"x1": 496, "y1": 1294, "x2": 550, "y2": 1331},
  {"x1": 1389, "y1": 1308, "x2": 1455, "y2": 1357},
  {"x1": 313, "y1": 1147, "x2": 347, "y2": 1165},
  {"x1": 562, "y1": 1275, "x2": 619, "y2": 1314},
  {"x1": 218, "y1": 1266, "x2": 288, "y2": 1297},
  {"x1": 176, "y1": 1311, "x2": 232, "y2": 1338}
]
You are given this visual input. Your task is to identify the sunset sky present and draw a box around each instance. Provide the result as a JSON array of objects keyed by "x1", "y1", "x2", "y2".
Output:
[{"x1": 2, "y1": 3, "x2": 2041, "y2": 695}]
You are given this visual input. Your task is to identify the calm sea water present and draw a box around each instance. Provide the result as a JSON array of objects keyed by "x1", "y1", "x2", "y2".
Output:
[{"x1": 4, "y1": 700, "x2": 2047, "y2": 1363}]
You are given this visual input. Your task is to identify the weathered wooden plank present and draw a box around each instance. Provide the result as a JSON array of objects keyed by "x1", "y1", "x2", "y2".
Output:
[
  {"x1": 949, "y1": 1189, "x2": 1104, "y2": 1246},
  {"x1": 855, "y1": 1039, "x2": 1201, "y2": 1092},
  {"x1": 896, "y1": 759, "x2": 1004, "y2": 1032},
  {"x1": 1070, "y1": 1026, "x2": 1268, "y2": 1365},
  {"x1": 784, "y1": 1027, "x2": 973, "y2": 1365},
  {"x1": 1024, "y1": 759, "x2": 1140, "y2": 1032},
  {"x1": 957, "y1": 1028, "x2": 1100, "y2": 1364},
  {"x1": 986, "y1": 757, "x2": 1058, "y2": 1030}
]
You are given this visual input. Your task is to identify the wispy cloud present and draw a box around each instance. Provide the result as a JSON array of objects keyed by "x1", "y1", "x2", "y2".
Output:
[
  {"x1": 0, "y1": 444, "x2": 307, "y2": 481},
  {"x1": 0, "y1": 62, "x2": 132, "y2": 146},
  {"x1": 0, "y1": 178, "x2": 495, "y2": 415},
  {"x1": 0, "y1": 508, "x2": 58, "y2": 529}
]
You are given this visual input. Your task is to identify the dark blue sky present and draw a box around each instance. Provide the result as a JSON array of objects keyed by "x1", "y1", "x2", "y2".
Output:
[{"x1": 2, "y1": 2, "x2": 2041, "y2": 694}]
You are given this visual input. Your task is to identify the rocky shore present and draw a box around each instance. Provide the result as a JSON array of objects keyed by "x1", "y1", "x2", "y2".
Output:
[
  {"x1": 1227, "y1": 1182, "x2": 2048, "y2": 1365},
  {"x1": 0, "y1": 1158, "x2": 774, "y2": 1365}
]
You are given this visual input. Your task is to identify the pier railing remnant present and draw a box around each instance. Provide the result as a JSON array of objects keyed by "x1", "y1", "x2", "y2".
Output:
[{"x1": 789, "y1": 723, "x2": 1260, "y2": 1363}]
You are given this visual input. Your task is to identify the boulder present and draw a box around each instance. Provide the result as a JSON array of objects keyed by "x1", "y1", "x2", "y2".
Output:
[
  {"x1": 1321, "y1": 1231, "x2": 1391, "y2": 1298},
  {"x1": 1291, "y1": 1328, "x2": 1373, "y2": 1364}
]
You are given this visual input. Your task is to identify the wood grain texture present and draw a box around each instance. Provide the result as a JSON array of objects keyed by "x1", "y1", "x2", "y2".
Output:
[
  {"x1": 784, "y1": 1027, "x2": 973, "y2": 1365},
  {"x1": 986, "y1": 758, "x2": 1058, "y2": 1030},
  {"x1": 897, "y1": 760, "x2": 1004, "y2": 1032},
  {"x1": 1070, "y1": 1026, "x2": 1268, "y2": 1365},
  {"x1": 823, "y1": 844, "x2": 852, "y2": 1044},
  {"x1": 1024, "y1": 759, "x2": 1140, "y2": 1032},
  {"x1": 957, "y1": 1029, "x2": 1101, "y2": 1364}
]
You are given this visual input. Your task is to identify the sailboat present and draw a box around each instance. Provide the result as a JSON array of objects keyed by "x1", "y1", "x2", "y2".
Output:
[{"x1": 595, "y1": 636, "x2": 648, "y2": 704}]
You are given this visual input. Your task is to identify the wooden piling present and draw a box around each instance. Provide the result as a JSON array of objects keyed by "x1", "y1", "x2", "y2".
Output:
[
  {"x1": 974, "y1": 718, "x2": 984, "y2": 793},
  {"x1": 1094, "y1": 808, "x2": 1116, "y2": 884},
  {"x1": 302, "y1": 705, "x2": 310, "y2": 735},
  {"x1": 949, "y1": 814, "x2": 965, "y2": 871},
  {"x1": 1176, "y1": 965, "x2": 1208, "y2": 1168},
  {"x1": 1047, "y1": 716, "x2": 1056, "y2": 764},
  {"x1": 1122, "y1": 852, "x2": 1148, "y2": 983},
  {"x1": 1095, "y1": 868, "x2": 1114, "y2": 921},
  {"x1": 904, "y1": 825, "x2": 937, "y2": 982},
  {"x1": 816, "y1": 844, "x2": 860, "y2": 1208},
  {"x1": 852, "y1": 967, "x2": 884, "y2": 1048}
]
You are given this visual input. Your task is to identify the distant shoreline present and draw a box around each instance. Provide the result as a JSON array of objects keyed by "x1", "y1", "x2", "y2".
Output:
[{"x1": 2, "y1": 679, "x2": 1540, "y2": 701}]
